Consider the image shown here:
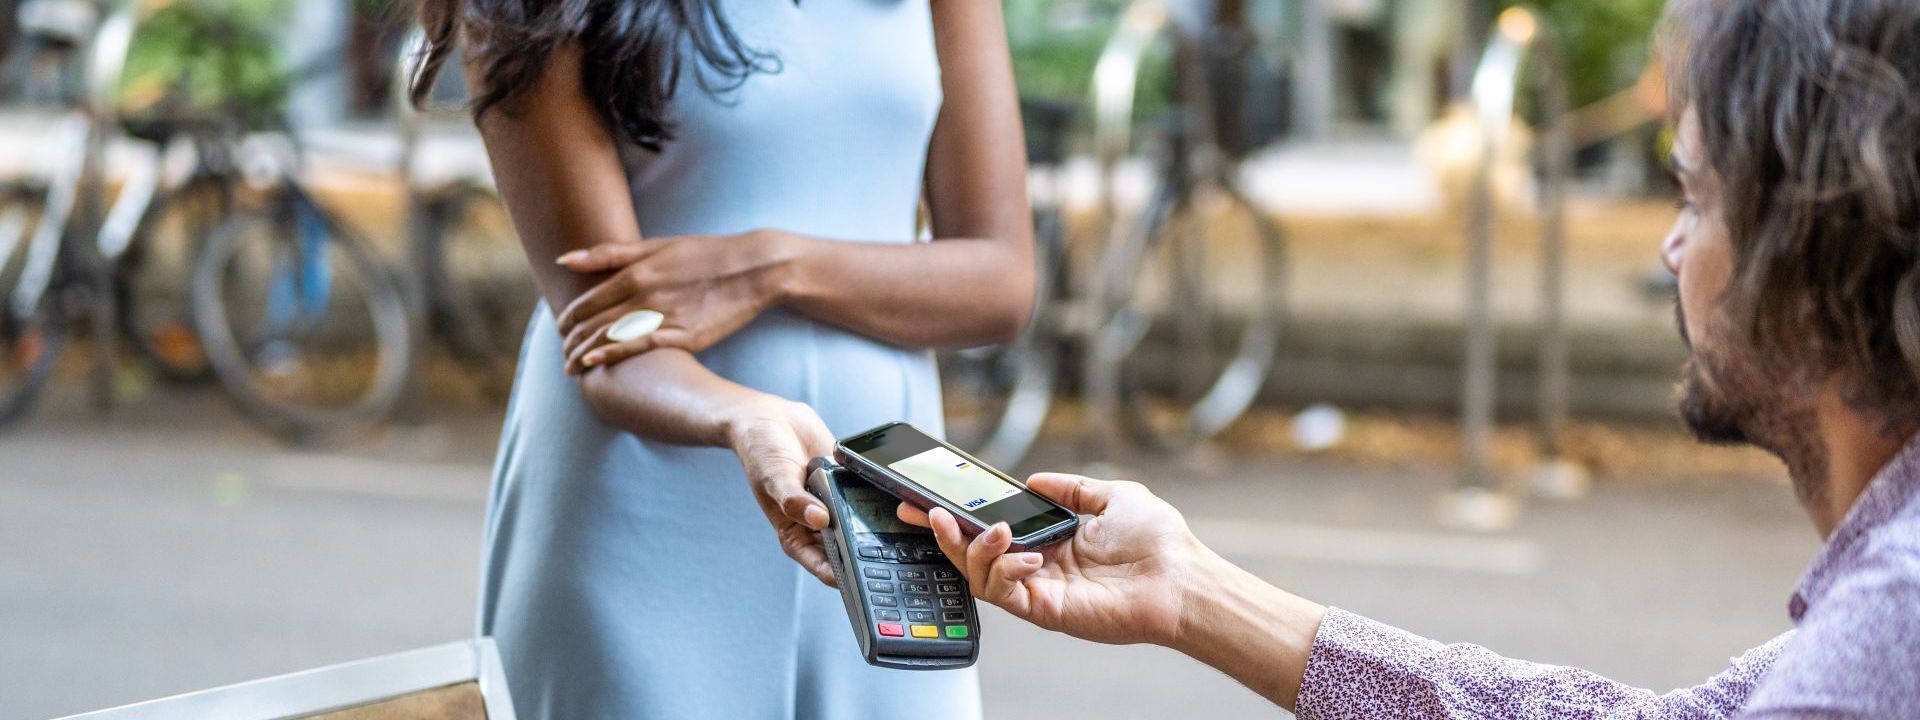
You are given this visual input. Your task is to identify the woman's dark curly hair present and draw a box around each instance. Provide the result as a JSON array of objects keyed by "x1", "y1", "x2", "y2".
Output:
[
  {"x1": 1665, "y1": 0, "x2": 1920, "y2": 426},
  {"x1": 410, "y1": 0, "x2": 788, "y2": 151}
]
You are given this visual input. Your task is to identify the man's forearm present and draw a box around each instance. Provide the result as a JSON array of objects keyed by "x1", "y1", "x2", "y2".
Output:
[{"x1": 1170, "y1": 549, "x2": 1327, "y2": 710}]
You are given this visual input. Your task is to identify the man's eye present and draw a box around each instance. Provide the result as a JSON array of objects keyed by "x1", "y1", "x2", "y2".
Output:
[{"x1": 1673, "y1": 197, "x2": 1693, "y2": 211}]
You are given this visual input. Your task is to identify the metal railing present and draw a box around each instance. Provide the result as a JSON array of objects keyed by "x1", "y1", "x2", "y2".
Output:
[{"x1": 57, "y1": 638, "x2": 516, "y2": 720}]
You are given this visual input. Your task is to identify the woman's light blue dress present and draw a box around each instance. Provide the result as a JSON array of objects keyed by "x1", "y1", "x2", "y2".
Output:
[{"x1": 476, "y1": 0, "x2": 983, "y2": 717}]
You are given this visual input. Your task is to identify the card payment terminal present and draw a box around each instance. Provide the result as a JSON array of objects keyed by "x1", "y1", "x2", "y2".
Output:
[{"x1": 807, "y1": 457, "x2": 980, "y2": 670}]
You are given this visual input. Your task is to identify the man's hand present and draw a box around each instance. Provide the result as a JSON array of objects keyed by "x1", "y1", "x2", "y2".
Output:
[
  {"x1": 726, "y1": 397, "x2": 838, "y2": 587},
  {"x1": 898, "y1": 473, "x2": 1205, "y2": 647},
  {"x1": 902, "y1": 472, "x2": 1327, "y2": 709}
]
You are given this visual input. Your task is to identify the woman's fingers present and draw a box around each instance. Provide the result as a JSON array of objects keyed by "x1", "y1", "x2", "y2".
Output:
[
  {"x1": 553, "y1": 239, "x2": 665, "y2": 273},
  {"x1": 785, "y1": 529, "x2": 839, "y2": 587},
  {"x1": 577, "y1": 325, "x2": 702, "y2": 370},
  {"x1": 560, "y1": 302, "x2": 631, "y2": 371},
  {"x1": 776, "y1": 477, "x2": 831, "y2": 532},
  {"x1": 755, "y1": 483, "x2": 836, "y2": 586},
  {"x1": 564, "y1": 305, "x2": 686, "y2": 374},
  {"x1": 794, "y1": 412, "x2": 837, "y2": 458},
  {"x1": 554, "y1": 274, "x2": 637, "y2": 338},
  {"x1": 746, "y1": 451, "x2": 830, "y2": 532}
]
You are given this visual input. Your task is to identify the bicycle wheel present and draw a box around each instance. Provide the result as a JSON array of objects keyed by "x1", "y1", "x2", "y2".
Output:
[
  {"x1": 1087, "y1": 172, "x2": 1286, "y2": 451},
  {"x1": 115, "y1": 175, "x2": 226, "y2": 381},
  {"x1": 192, "y1": 182, "x2": 412, "y2": 439},
  {"x1": 938, "y1": 205, "x2": 1065, "y2": 470},
  {"x1": 417, "y1": 184, "x2": 535, "y2": 392},
  {"x1": 0, "y1": 184, "x2": 63, "y2": 428}
]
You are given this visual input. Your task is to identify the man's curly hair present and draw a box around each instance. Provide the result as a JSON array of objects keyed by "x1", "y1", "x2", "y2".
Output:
[{"x1": 1665, "y1": 0, "x2": 1920, "y2": 429}]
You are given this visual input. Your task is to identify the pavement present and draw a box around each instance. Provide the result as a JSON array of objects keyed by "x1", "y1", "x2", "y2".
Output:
[{"x1": 0, "y1": 384, "x2": 1814, "y2": 720}]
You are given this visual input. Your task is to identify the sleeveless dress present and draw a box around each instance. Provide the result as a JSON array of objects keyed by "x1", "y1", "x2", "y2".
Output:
[{"x1": 476, "y1": 0, "x2": 983, "y2": 717}]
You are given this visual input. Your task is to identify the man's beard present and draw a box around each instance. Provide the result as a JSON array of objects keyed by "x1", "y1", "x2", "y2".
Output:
[
  {"x1": 1674, "y1": 298, "x2": 1827, "y2": 503},
  {"x1": 1678, "y1": 357, "x2": 1755, "y2": 446},
  {"x1": 1675, "y1": 299, "x2": 1753, "y2": 445}
]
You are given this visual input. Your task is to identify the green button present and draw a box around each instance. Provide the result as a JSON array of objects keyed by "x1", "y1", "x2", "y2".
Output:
[{"x1": 944, "y1": 625, "x2": 969, "y2": 639}]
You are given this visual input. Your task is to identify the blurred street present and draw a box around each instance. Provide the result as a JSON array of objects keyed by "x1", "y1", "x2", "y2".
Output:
[{"x1": 3, "y1": 387, "x2": 1810, "y2": 719}]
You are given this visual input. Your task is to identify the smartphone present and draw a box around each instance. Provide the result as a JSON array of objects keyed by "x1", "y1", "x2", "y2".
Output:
[
  {"x1": 806, "y1": 457, "x2": 980, "y2": 670},
  {"x1": 836, "y1": 422, "x2": 1079, "y2": 552}
]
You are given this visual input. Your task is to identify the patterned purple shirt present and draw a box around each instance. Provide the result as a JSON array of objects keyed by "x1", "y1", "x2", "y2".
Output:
[{"x1": 1295, "y1": 437, "x2": 1920, "y2": 719}]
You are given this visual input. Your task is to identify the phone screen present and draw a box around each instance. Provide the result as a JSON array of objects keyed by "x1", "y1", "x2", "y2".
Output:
[{"x1": 843, "y1": 424, "x2": 1074, "y2": 538}]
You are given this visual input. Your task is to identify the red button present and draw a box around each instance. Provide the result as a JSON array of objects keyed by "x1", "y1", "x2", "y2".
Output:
[{"x1": 877, "y1": 623, "x2": 904, "y2": 637}]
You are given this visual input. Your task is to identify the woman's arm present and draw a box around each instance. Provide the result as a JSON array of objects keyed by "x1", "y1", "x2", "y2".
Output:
[
  {"x1": 470, "y1": 42, "x2": 835, "y2": 583},
  {"x1": 549, "y1": 0, "x2": 1036, "y2": 369},
  {"x1": 777, "y1": 0, "x2": 1036, "y2": 344}
]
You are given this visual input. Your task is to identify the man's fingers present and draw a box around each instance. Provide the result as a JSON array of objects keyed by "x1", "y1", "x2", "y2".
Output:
[
  {"x1": 981, "y1": 552, "x2": 1043, "y2": 607},
  {"x1": 1025, "y1": 473, "x2": 1116, "y2": 515},
  {"x1": 965, "y1": 522, "x2": 1012, "y2": 588},
  {"x1": 896, "y1": 502, "x2": 931, "y2": 527},
  {"x1": 927, "y1": 508, "x2": 969, "y2": 565}
]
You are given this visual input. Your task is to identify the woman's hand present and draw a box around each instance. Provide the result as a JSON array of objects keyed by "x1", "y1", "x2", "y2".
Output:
[
  {"x1": 554, "y1": 229, "x2": 808, "y2": 374},
  {"x1": 898, "y1": 473, "x2": 1207, "y2": 647},
  {"x1": 726, "y1": 396, "x2": 839, "y2": 587}
]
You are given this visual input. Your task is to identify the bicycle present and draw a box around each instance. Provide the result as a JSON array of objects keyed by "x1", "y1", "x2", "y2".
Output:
[
  {"x1": 109, "y1": 7, "x2": 413, "y2": 440},
  {"x1": 187, "y1": 146, "x2": 412, "y2": 440},
  {"x1": 0, "y1": 0, "x2": 126, "y2": 427},
  {"x1": 1082, "y1": 0, "x2": 1290, "y2": 453},
  {"x1": 394, "y1": 28, "x2": 536, "y2": 399}
]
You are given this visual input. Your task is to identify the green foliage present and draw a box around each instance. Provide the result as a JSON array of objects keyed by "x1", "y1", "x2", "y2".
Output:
[
  {"x1": 1503, "y1": 0, "x2": 1666, "y2": 107},
  {"x1": 119, "y1": 0, "x2": 292, "y2": 128},
  {"x1": 1004, "y1": 0, "x2": 1172, "y2": 117}
]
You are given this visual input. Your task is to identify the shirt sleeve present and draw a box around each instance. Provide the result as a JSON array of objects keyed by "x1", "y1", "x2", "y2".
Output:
[
  {"x1": 1294, "y1": 607, "x2": 1790, "y2": 720},
  {"x1": 1737, "y1": 549, "x2": 1920, "y2": 718}
]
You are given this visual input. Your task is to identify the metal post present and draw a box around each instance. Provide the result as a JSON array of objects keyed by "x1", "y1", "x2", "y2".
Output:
[
  {"x1": 1292, "y1": 0, "x2": 1335, "y2": 140},
  {"x1": 1462, "y1": 140, "x2": 1497, "y2": 492},
  {"x1": 1448, "y1": 7, "x2": 1577, "y2": 529},
  {"x1": 1537, "y1": 57, "x2": 1570, "y2": 461}
]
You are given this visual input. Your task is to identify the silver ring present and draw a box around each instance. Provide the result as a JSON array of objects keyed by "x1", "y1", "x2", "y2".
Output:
[{"x1": 606, "y1": 309, "x2": 665, "y2": 342}]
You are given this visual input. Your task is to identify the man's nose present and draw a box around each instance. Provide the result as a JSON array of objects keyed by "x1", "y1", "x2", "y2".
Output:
[{"x1": 1661, "y1": 230, "x2": 1686, "y2": 276}]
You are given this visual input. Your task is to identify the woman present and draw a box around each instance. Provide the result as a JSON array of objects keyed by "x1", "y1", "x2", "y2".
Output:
[{"x1": 410, "y1": 0, "x2": 1035, "y2": 716}]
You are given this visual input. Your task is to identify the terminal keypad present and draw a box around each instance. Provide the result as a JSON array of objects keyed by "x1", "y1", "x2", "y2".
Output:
[{"x1": 858, "y1": 533, "x2": 972, "y2": 642}]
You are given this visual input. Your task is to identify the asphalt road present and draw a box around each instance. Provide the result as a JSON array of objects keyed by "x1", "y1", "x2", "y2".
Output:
[{"x1": 0, "y1": 389, "x2": 1813, "y2": 719}]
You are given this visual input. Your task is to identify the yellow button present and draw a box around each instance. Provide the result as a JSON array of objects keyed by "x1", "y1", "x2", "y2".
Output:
[{"x1": 910, "y1": 625, "x2": 938, "y2": 638}]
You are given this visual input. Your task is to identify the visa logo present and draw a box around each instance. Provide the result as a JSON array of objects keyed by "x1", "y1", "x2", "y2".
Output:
[
  {"x1": 955, "y1": 462, "x2": 971, "y2": 469},
  {"x1": 964, "y1": 498, "x2": 987, "y2": 508}
]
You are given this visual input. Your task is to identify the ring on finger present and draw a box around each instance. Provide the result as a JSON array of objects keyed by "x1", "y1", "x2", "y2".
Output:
[{"x1": 606, "y1": 309, "x2": 666, "y2": 342}]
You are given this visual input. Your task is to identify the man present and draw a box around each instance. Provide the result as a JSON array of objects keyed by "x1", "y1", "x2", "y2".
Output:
[{"x1": 903, "y1": 0, "x2": 1920, "y2": 716}]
